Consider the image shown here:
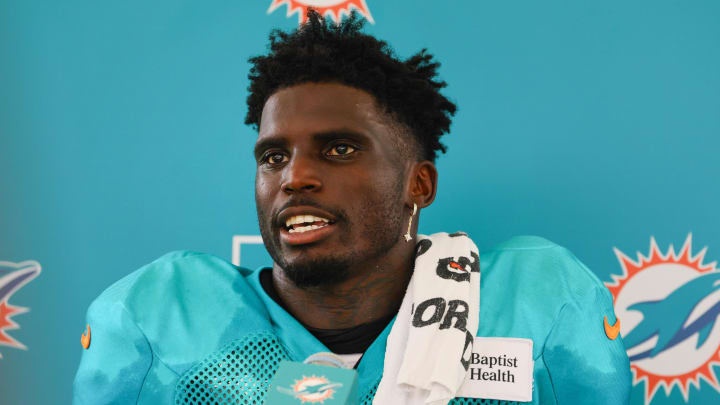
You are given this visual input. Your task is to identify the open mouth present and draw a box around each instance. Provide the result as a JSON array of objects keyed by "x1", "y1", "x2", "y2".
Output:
[
  {"x1": 278, "y1": 209, "x2": 339, "y2": 246},
  {"x1": 284, "y1": 214, "x2": 333, "y2": 233}
]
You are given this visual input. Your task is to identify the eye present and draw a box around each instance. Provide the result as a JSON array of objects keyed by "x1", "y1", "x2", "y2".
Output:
[
  {"x1": 262, "y1": 152, "x2": 288, "y2": 165},
  {"x1": 327, "y1": 144, "x2": 356, "y2": 156}
]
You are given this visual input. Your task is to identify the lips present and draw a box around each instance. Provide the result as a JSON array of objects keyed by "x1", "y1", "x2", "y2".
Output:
[
  {"x1": 285, "y1": 214, "x2": 330, "y2": 233},
  {"x1": 277, "y1": 206, "x2": 338, "y2": 246}
]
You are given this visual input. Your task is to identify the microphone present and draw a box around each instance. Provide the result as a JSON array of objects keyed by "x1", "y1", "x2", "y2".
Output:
[{"x1": 264, "y1": 352, "x2": 359, "y2": 405}]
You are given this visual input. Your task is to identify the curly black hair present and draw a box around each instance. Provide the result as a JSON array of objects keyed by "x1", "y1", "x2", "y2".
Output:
[{"x1": 245, "y1": 10, "x2": 456, "y2": 162}]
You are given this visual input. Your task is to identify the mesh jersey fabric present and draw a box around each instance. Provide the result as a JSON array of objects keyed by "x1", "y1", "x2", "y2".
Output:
[
  {"x1": 72, "y1": 236, "x2": 631, "y2": 404},
  {"x1": 172, "y1": 332, "x2": 521, "y2": 405}
]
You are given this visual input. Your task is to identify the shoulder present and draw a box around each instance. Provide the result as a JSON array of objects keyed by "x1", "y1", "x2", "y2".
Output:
[
  {"x1": 480, "y1": 235, "x2": 608, "y2": 301},
  {"x1": 483, "y1": 238, "x2": 632, "y2": 402},
  {"x1": 75, "y1": 252, "x2": 272, "y2": 402},
  {"x1": 85, "y1": 251, "x2": 271, "y2": 363},
  {"x1": 477, "y1": 236, "x2": 614, "y2": 345},
  {"x1": 90, "y1": 250, "x2": 258, "y2": 313}
]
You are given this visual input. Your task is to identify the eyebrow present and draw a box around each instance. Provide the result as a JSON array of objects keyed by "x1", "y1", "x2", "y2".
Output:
[
  {"x1": 253, "y1": 128, "x2": 369, "y2": 160},
  {"x1": 253, "y1": 137, "x2": 288, "y2": 160},
  {"x1": 313, "y1": 129, "x2": 369, "y2": 145}
]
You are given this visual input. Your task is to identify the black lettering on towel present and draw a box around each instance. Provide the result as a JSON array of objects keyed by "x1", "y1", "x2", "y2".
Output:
[
  {"x1": 412, "y1": 298, "x2": 469, "y2": 332},
  {"x1": 412, "y1": 298, "x2": 445, "y2": 327},
  {"x1": 415, "y1": 239, "x2": 432, "y2": 258},
  {"x1": 440, "y1": 299, "x2": 469, "y2": 331},
  {"x1": 436, "y1": 252, "x2": 480, "y2": 282}
]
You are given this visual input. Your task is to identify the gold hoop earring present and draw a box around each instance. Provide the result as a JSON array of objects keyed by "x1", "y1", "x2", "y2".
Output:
[{"x1": 403, "y1": 203, "x2": 418, "y2": 242}]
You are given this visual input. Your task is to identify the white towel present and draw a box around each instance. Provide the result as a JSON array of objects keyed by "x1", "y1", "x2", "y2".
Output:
[{"x1": 374, "y1": 232, "x2": 480, "y2": 405}]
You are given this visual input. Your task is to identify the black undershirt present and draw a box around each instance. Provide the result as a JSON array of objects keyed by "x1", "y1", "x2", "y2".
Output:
[{"x1": 259, "y1": 269, "x2": 394, "y2": 354}]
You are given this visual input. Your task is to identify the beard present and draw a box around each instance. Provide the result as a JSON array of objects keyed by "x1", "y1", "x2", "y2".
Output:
[
  {"x1": 272, "y1": 252, "x2": 356, "y2": 288},
  {"x1": 256, "y1": 180, "x2": 405, "y2": 289}
]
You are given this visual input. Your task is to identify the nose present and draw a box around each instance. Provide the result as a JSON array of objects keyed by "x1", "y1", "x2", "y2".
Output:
[{"x1": 281, "y1": 154, "x2": 323, "y2": 193}]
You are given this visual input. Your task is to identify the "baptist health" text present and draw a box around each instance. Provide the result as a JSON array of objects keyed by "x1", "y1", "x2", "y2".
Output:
[{"x1": 468, "y1": 353, "x2": 518, "y2": 382}]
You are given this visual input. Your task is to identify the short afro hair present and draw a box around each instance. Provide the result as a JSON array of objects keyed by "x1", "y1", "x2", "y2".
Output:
[{"x1": 245, "y1": 10, "x2": 456, "y2": 162}]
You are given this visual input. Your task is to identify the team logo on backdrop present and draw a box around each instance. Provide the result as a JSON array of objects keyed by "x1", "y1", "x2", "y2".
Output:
[
  {"x1": 605, "y1": 235, "x2": 720, "y2": 404},
  {"x1": 0, "y1": 260, "x2": 41, "y2": 358},
  {"x1": 277, "y1": 375, "x2": 343, "y2": 403},
  {"x1": 267, "y1": 0, "x2": 374, "y2": 24}
]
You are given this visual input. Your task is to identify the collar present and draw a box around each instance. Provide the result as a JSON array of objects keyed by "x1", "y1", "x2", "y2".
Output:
[{"x1": 246, "y1": 266, "x2": 396, "y2": 390}]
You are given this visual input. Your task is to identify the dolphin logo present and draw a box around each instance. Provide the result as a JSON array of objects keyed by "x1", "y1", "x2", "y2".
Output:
[
  {"x1": 277, "y1": 382, "x2": 343, "y2": 397},
  {"x1": 0, "y1": 261, "x2": 41, "y2": 303},
  {"x1": 277, "y1": 375, "x2": 343, "y2": 403},
  {"x1": 623, "y1": 271, "x2": 720, "y2": 362},
  {"x1": 0, "y1": 260, "x2": 42, "y2": 355}
]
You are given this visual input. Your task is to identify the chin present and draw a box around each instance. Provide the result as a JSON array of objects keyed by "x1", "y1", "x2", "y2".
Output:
[{"x1": 279, "y1": 256, "x2": 354, "y2": 288}]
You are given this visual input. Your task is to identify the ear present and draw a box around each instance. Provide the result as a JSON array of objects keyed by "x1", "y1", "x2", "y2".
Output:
[{"x1": 407, "y1": 161, "x2": 438, "y2": 209}]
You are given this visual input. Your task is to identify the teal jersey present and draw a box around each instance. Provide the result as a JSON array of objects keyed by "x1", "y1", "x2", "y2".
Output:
[{"x1": 72, "y1": 236, "x2": 631, "y2": 404}]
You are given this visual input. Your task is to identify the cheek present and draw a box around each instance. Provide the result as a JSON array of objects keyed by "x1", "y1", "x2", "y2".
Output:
[
  {"x1": 255, "y1": 172, "x2": 268, "y2": 193},
  {"x1": 255, "y1": 176, "x2": 274, "y2": 217},
  {"x1": 343, "y1": 170, "x2": 405, "y2": 228},
  {"x1": 255, "y1": 170, "x2": 278, "y2": 197}
]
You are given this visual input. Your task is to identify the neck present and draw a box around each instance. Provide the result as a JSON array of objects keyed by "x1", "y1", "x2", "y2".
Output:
[{"x1": 272, "y1": 243, "x2": 415, "y2": 329}]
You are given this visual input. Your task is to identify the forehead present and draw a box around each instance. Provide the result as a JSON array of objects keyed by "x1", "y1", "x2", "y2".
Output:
[{"x1": 258, "y1": 82, "x2": 390, "y2": 140}]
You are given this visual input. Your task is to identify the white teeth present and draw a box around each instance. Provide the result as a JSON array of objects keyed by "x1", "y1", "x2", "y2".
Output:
[
  {"x1": 285, "y1": 214, "x2": 330, "y2": 227},
  {"x1": 288, "y1": 223, "x2": 328, "y2": 233}
]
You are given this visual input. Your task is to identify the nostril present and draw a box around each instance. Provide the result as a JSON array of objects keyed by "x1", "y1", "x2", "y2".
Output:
[{"x1": 281, "y1": 171, "x2": 322, "y2": 193}]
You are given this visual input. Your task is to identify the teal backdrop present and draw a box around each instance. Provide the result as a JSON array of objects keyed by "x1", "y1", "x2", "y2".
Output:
[{"x1": 1, "y1": 1, "x2": 719, "y2": 404}]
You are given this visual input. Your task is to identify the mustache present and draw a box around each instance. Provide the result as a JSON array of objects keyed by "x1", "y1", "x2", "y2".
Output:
[{"x1": 274, "y1": 197, "x2": 347, "y2": 226}]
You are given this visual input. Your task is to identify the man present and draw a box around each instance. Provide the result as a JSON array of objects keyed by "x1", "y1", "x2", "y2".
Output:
[{"x1": 73, "y1": 11, "x2": 631, "y2": 404}]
